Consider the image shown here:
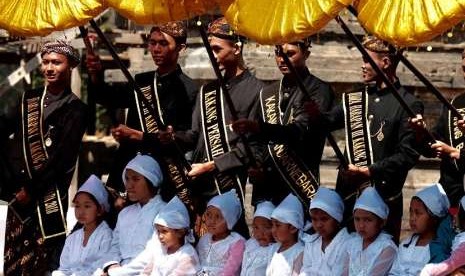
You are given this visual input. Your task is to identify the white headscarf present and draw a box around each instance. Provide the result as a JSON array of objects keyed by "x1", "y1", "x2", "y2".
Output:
[
  {"x1": 122, "y1": 154, "x2": 163, "y2": 187},
  {"x1": 76, "y1": 174, "x2": 110, "y2": 212},
  {"x1": 310, "y1": 187, "x2": 344, "y2": 223},
  {"x1": 154, "y1": 196, "x2": 190, "y2": 229},
  {"x1": 254, "y1": 201, "x2": 275, "y2": 220},
  {"x1": 271, "y1": 194, "x2": 304, "y2": 230},
  {"x1": 207, "y1": 189, "x2": 242, "y2": 230},
  {"x1": 415, "y1": 183, "x2": 450, "y2": 217},
  {"x1": 461, "y1": 196, "x2": 465, "y2": 213},
  {"x1": 353, "y1": 187, "x2": 389, "y2": 220}
]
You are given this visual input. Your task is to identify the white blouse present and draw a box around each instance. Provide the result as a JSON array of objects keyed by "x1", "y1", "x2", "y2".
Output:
[
  {"x1": 197, "y1": 232, "x2": 246, "y2": 276},
  {"x1": 142, "y1": 243, "x2": 200, "y2": 276},
  {"x1": 344, "y1": 232, "x2": 397, "y2": 276},
  {"x1": 240, "y1": 238, "x2": 273, "y2": 276},
  {"x1": 389, "y1": 234, "x2": 430, "y2": 276},
  {"x1": 105, "y1": 195, "x2": 166, "y2": 266},
  {"x1": 299, "y1": 228, "x2": 352, "y2": 276},
  {"x1": 52, "y1": 221, "x2": 113, "y2": 276},
  {"x1": 266, "y1": 241, "x2": 304, "y2": 276}
]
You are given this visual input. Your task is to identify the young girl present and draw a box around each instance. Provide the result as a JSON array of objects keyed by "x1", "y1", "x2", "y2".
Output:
[
  {"x1": 197, "y1": 189, "x2": 246, "y2": 276},
  {"x1": 140, "y1": 196, "x2": 200, "y2": 275},
  {"x1": 421, "y1": 195, "x2": 465, "y2": 276},
  {"x1": 299, "y1": 187, "x2": 351, "y2": 276},
  {"x1": 390, "y1": 183, "x2": 450, "y2": 275},
  {"x1": 344, "y1": 187, "x2": 397, "y2": 275},
  {"x1": 266, "y1": 193, "x2": 305, "y2": 276},
  {"x1": 52, "y1": 175, "x2": 112, "y2": 276},
  {"x1": 241, "y1": 201, "x2": 275, "y2": 276},
  {"x1": 104, "y1": 154, "x2": 166, "y2": 273}
]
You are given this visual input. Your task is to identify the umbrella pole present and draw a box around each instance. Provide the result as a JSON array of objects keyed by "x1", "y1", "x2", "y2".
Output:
[
  {"x1": 346, "y1": 5, "x2": 462, "y2": 119},
  {"x1": 88, "y1": 19, "x2": 192, "y2": 171},
  {"x1": 276, "y1": 46, "x2": 348, "y2": 168},
  {"x1": 196, "y1": 20, "x2": 257, "y2": 166},
  {"x1": 335, "y1": 15, "x2": 436, "y2": 142}
]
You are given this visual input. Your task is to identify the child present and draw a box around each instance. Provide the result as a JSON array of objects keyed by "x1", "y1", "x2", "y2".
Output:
[
  {"x1": 52, "y1": 175, "x2": 112, "y2": 276},
  {"x1": 197, "y1": 189, "x2": 246, "y2": 276},
  {"x1": 299, "y1": 187, "x2": 351, "y2": 276},
  {"x1": 266, "y1": 193, "x2": 305, "y2": 276},
  {"x1": 104, "y1": 154, "x2": 166, "y2": 273},
  {"x1": 344, "y1": 187, "x2": 397, "y2": 275},
  {"x1": 241, "y1": 201, "x2": 275, "y2": 276},
  {"x1": 141, "y1": 196, "x2": 200, "y2": 275},
  {"x1": 390, "y1": 183, "x2": 450, "y2": 275},
  {"x1": 420, "y1": 195, "x2": 465, "y2": 276}
]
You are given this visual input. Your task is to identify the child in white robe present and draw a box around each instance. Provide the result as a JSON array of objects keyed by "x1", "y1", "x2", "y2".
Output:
[
  {"x1": 343, "y1": 187, "x2": 397, "y2": 276},
  {"x1": 390, "y1": 183, "x2": 450, "y2": 275},
  {"x1": 241, "y1": 201, "x2": 275, "y2": 276},
  {"x1": 52, "y1": 175, "x2": 112, "y2": 276},
  {"x1": 266, "y1": 194, "x2": 305, "y2": 276},
  {"x1": 421, "y1": 195, "x2": 465, "y2": 276},
  {"x1": 104, "y1": 154, "x2": 166, "y2": 274},
  {"x1": 197, "y1": 189, "x2": 246, "y2": 276},
  {"x1": 299, "y1": 187, "x2": 351, "y2": 276},
  {"x1": 140, "y1": 196, "x2": 200, "y2": 276}
]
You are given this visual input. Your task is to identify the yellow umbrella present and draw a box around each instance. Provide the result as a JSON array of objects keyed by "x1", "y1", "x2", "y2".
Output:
[
  {"x1": 223, "y1": 0, "x2": 352, "y2": 44},
  {"x1": 0, "y1": 0, "x2": 105, "y2": 36},
  {"x1": 106, "y1": 0, "x2": 232, "y2": 24},
  {"x1": 354, "y1": 0, "x2": 465, "y2": 46}
]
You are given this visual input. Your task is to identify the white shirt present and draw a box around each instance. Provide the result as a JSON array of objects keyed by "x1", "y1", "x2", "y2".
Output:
[
  {"x1": 266, "y1": 241, "x2": 304, "y2": 276},
  {"x1": 344, "y1": 232, "x2": 397, "y2": 276},
  {"x1": 52, "y1": 221, "x2": 112, "y2": 276},
  {"x1": 105, "y1": 195, "x2": 166, "y2": 267},
  {"x1": 197, "y1": 232, "x2": 245, "y2": 276},
  {"x1": 389, "y1": 234, "x2": 430, "y2": 276},
  {"x1": 240, "y1": 238, "x2": 273, "y2": 276},
  {"x1": 142, "y1": 243, "x2": 200, "y2": 276},
  {"x1": 299, "y1": 228, "x2": 352, "y2": 276}
]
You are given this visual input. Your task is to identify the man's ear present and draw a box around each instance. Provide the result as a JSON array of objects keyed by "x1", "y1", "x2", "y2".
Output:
[
  {"x1": 177, "y1": 43, "x2": 187, "y2": 52},
  {"x1": 382, "y1": 55, "x2": 392, "y2": 70},
  {"x1": 233, "y1": 41, "x2": 242, "y2": 56}
]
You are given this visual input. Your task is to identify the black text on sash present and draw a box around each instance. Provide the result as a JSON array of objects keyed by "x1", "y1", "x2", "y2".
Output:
[
  {"x1": 200, "y1": 87, "x2": 243, "y2": 197},
  {"x1": 260, "y1": 89, "x2": 319, "y2": 208},
  {"x1": 449, "y1": 93, "x2": 465, "y2": 169},
  {"x1": 21, "y1": 89, "x2": 67, "y2": 240}
]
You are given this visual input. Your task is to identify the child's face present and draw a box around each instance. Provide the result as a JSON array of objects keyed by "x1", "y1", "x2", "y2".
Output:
[
  {"x1": 205, "y1": 206, "x2": 229, "y2": 238},
  {"x1": 74, "y1": 192, "x2": 102, "y2": 228},
  {"x1": 271, "y1": 218, "x2": 297, "y2": 244},
  {"x1": 155, "y1": 224, "x2": 183, "y2": 253},
  {"x1": 310, "y1": 208, "x2": 340, "y2": 240},
  {"x1": 253, "y1": 216, "x2": 274, "y2": 246},
  {"x1": 124, "y1": 169, "x2": 153, "y2": 204},
  {"x1": 354, "y1": 209, "x2": 384, "y2": 242},
  {"x1": 409, "y1": 198, "x2": 436, "y2": 235}
]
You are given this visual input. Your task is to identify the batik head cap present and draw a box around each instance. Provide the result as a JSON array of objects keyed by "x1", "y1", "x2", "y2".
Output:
[
  {"x1": 122, "y1": 154, "x2": 163, "y2": 187},
  {"x1": 310, "y1": 187, "x2": 344, "y2": 223},
  {"x1": 253, "y1": 201, "x2": 275, "y2": 220},
  {"x1": 154, "y1": 196, "x2": 190, "y2": 229},
  {"x1": 76, "y1": 174, "x2": 110, "y2": 212},
  {"x1": 354, "y1": 187, "x2": 389, "y2": 220},
  {"x1": 207, "y1": 17, "x2": 240, "y2": 41},
  {"x1": 151, "y1": 21, "x2": 187, "y2": 44},
  {"x1": 362, "y1": 36, "x2": 394, "y2": 54},
  {"x1": 207, "y1": 189, "x2": 242, "y2": 230},
  {"x1": 271, "y1": 194, "x2": 304, "y2": 230},
  {"x1": 415, "y1": 183, "x2": 450, "y2": 217},
  {"x1": 41, "y1": 40, "x2": 80, "y2": 67}
]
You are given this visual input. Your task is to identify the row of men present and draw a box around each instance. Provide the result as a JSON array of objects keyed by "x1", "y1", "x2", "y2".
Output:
[{"x1": 1, "y1": 16, "x2": 465, "y2": 274}]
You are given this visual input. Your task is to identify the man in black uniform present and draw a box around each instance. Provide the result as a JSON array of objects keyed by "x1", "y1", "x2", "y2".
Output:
[
  {"x1": 232, "y1": 39, "x2": 335, "y2": 207},
  {"x1": 86, "y1": 21, "x2": 198, "y2": 202},
  {"x1": 167, "y1": 17, "x2": 263, "y2": 237},
  {"x1": 322, "y1": 37, "x2": 423, "y2": 243},
  {"x1": 0, "y1": 41, "x2": 88, "y2": 275}
]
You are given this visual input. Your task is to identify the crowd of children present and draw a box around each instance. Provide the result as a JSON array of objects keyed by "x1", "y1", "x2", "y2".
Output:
[{"x1": 51, "y1": 154, "x2": 465, "y2": 276}]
